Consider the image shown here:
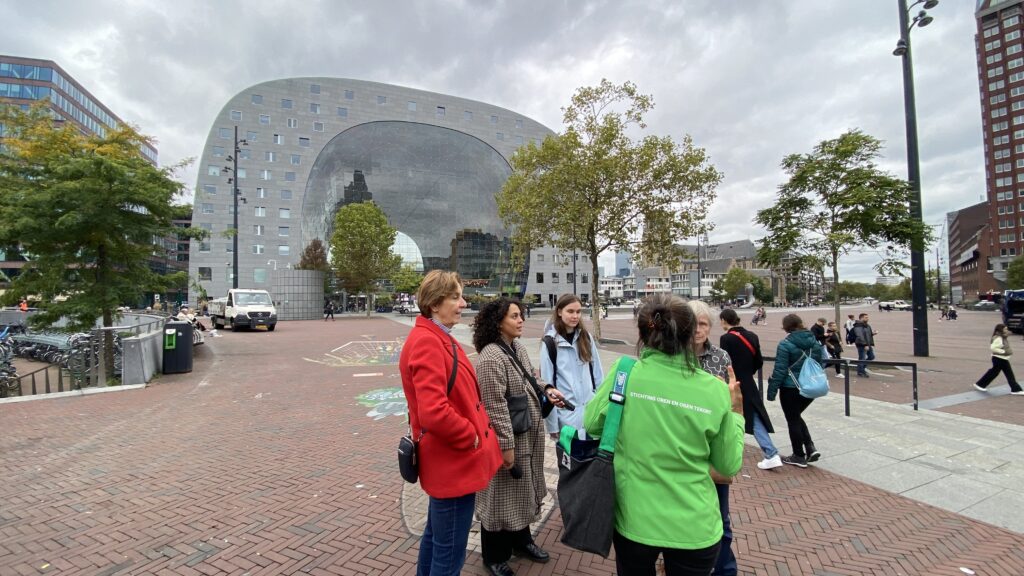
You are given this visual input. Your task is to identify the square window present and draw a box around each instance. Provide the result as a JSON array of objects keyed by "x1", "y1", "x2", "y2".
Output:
[
  {"x1": 299, "y1": 137, "x2": 310, "y2": 147},
  {"x1": 464, "y1": 110, "x2": 473, "y2": 120},
  {"x1": 278, "y1": 245, "x2": 290, "y2": 256},
  {"x1": 203, "y1": 184, "x2": 217, "y2": 195},
  {"x1": 238, "y1": 148, "x2": 251, "y2": 159},
  {"x1": 237, "y1": 167, "x2": 246, "y2": 178},
  {"x1": 253, "y1": 244, "x2": 265, "y2": 254},
  {"x1": 552, "y1": 272, "x2": 559, "y2": 283},
  {"x1": 260, "y1": 169, "x2": 271, "y2": 180},
  {"x1": 198, "y1": 267, "x2": 212, "y2": 281},
  {"x1": 281, "y1": 189, "x2": 293, "y2": 200},
  {"x1": 201, "y1": 203, "x2": 214, "y2": 214},
  {"x1": 254, "y1": 224, "x2": 264, "y2": 235},
  {"x1": 285, "y1": 172, "x2": 296, "y2": 182},
  {"x1": 515, "y1": 119, "x2": 523, "y2": 129},
  {"x1": 437, "y1": 106, "x2": 446, "y2": 117},
  {"x1": 310, "y1": 84, "x2": 321, "y2": 94},
  {"x1": 218, "y1": 127, "x2": 231, "y2": 139},
  {"x1": 251, "y1": 94, "x2": 263, "y2": 104},
  {"x1": 254, "y1": 268, "x2": 267, "y2": 283},
  {"x1": 536, "y1": 272, "x2": 544, "y2": 283},
  {"x1": 287, "y1": 118, "x2": 297, "y2": 128},
  {"x1": 279, "y1": 226, "x2": 290, "y2": 237},
  {"x1": 313, "y1": 122, "x2": 324, "y2": 132},
  {"x1": 246, "y1": 131, "x2": 258, "y2": 141},
  {"x1": 378, "y1": 95, "x2": 387, "y2": 104},
  {"x1": 265, "y1": 151, "x2": 276, "y2": 162},
  {"x1": 230, "y1": 110, "x2": 242, "y2": 121},
  {"x1": 290, "y1": 154, "x2": 300, "y2": 165},
  {"x1": 273, "y1": 134, "x2": 283, "y2": 144},
  {"x1": 256, "y1": 187, "x2": 267, "y2": 198},
  {"x1": 408, "y1": 101, "x2": 417, "y2": 111},
  {"x1": 199, "y1": 241, "x2": 210, "y2": 252},
  {"x1": 490, "y1": 114, "x2": 498, "y2": 124},
  {"x1": 212, "y1": 146, "x2": 224, "y2": 157},
  {"x1": 344, "y1": 90, "x2": 354, "y2": 100},
  {"x1": 337, "y1": 107, "x2": 348, "y2": 118},
  {"x1": 254, "y1": 206, "x2": 266, "y2": 217},
  {"x1": 208, "y1": 165, "x2": 221, "y2": 176},
  {"x1": 310, "y1": 103, "x2": 320, "y2": 114},
  {"x1": 537, "y1": 254, "x2": 545, "y2": 262},
  {"x1": 279, "y1": 208, "x2": 291, "y2": 219},
  {"x1": 281, "y1": 99, "x2": 293, "y2": 109},
  {"x1": 496, "y1": 132, "x2": 504, "y2": 141}
]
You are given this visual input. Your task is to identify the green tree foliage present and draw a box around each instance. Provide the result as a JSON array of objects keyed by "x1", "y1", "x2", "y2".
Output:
[
  {"x1": 0, "y1": 103, "x2": 197, "y2": 331},
  {"x1": 391, "y1": 264, "x2": 423, "y2": 296},
  {"x1": 297, "y1": 238, "x2": 330, "y2": 271},
  {"x1": 785, "y1": 284, "x2": 805, "y2": 304},
  {"x1": 329, "y1": 202, "x2": 401, "y2": 315},
  {"x1": 496, "y1": 79, "x2": 721, "y2": 337},
  {"x1": 755, "y1": 130, "x2": 932, "y2": 326},
  {"x1": 711, "y1": 268, "x2": 765, "y2": 303},
  {"x1": 1007, "y1": 255, "x2": 1024, "y2": 288}
]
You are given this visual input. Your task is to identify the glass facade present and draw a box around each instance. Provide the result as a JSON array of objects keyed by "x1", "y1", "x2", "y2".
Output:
[{"x1": 302, "y1": 121, "x2": 513, "y2": 292}]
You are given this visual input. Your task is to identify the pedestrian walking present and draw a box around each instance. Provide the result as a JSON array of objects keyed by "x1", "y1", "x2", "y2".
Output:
[
  {"x1": 323, "y1": 301, "x2": 335, "y2": 321},
  {"x1": 825, "y1": 321, "x2": 843, "y2": 377},
  {"x1": 974, "y1": 324, "x2": 1024, "y2": 395},
  {"x1": 844, "y1": 314, "x2": 856, "y2": 345},
  {"x1": 852, "y1": 313, "x2": 877, "y2": 378},
  {"x1": 767, "y1": 314, "x2": 823, "y2": 468}
]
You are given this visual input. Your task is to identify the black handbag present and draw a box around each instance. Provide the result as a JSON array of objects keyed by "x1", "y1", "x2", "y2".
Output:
[
  {"x1": 506, "y1": 393, "x2": 531, "y2": 434},
  {"x1": 398, "y1": 335, "x2": 458, "y2": 483},
  {"x1": 496, "y1": 340, "x2": 554, "y2": 420}
]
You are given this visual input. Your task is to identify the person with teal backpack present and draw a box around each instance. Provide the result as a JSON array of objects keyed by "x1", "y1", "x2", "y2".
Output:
[
  {"x1": 582, "y1": 294, "x2": 744, "y2": 575},
  {"x1": 767, "y1": 314, "x2": 825, "y2": 469}
]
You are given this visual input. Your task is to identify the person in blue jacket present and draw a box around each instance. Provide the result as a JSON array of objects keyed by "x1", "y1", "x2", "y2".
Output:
[
  {"x1": 767, "y1": 313, "x2": 823, "y2": 469},
  {"x1": 540, "y1": 294, "x2": 604, "y2": 440}
]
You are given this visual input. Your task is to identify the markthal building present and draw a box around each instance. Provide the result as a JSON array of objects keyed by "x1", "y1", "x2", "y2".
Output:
[{"x1": 190, "y1": 78, "x2": 562, "y2": 315}]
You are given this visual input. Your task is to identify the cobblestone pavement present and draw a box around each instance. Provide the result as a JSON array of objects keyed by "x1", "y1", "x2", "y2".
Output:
[{"x1": 1, "y1": 317, "x2": 1022, "y2": 575}]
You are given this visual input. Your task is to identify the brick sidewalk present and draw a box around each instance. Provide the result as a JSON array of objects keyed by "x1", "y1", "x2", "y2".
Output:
[{"x1": 0, "y1": 318, "x2": 1021, "y2": 575}]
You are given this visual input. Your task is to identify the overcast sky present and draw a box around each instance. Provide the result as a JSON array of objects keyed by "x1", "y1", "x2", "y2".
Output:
[{"x1": 5, "y1": 0, "x2": 981, "y2": 283}]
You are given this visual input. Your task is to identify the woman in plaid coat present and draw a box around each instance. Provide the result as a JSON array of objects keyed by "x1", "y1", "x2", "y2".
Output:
[{"x1": 472, "y1": 298, "x2": 568, "y2": 576}]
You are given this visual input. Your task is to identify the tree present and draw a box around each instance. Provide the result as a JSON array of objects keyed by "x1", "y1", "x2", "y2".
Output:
[
  {"x1": 752, "y1": 277, "x2": 773, "y2": 304},
  {"x1": 391, "y1": 265, "x2": 423, "y2": 296},
  {"x1": 497, "y1": 79, "x2": 721, "y2": 337},
  {"x1": 755, "y1": 130, "x2": 932, "y2": 326},
  {"x1": 0, "y1": 103, "x2": 195, "y2": 332},
  {"x1": 785, "y1": 284, "x2": 805, "y2": 304},
  {"x1": 1008, "y1": 255, "x2": 1024, "y2": 288},
  {"x1": 712, "y1": 268, "x2": 763, "y2": 303},
  {"x1": 329, "y1": 201, "x2": 401, "y2": 316},
  {"x1": 297, "y1": 238, "x2": 330, "y2": 271}
]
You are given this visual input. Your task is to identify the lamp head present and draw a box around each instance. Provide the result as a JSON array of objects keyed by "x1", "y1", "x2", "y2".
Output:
[
  {"x1": 893, "y1": 39, "x2": 908, "y2": 56},
  {"x1": 923, "y1": 0, "x2": 938, "y2": 8},
  {"x1": 917, "y1": 11, "x2": 933, "y2": 27},
  {"x1": 225, "y1": 155, "x2": 233, "y2": 161}
]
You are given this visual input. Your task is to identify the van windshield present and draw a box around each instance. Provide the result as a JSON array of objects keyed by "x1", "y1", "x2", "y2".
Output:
[{"x1": 236, "y1": 292, "x2": 272, "y2": 306}]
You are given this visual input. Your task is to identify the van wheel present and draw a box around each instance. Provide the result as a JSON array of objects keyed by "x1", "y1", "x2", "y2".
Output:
[{"x1": 230, "y1": 319, "x2": 238, "y2": 332}]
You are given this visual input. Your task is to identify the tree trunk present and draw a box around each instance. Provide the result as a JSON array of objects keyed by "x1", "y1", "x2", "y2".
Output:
[
  {"x1": 832, "y1": 253, "x2": 841, "y2": 327},
  {"x1": 590, "y1": 248, "x2": 602, "y2": 340}
]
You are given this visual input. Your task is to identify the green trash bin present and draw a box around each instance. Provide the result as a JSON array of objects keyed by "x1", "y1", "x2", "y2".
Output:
[{"x1": 163, "y1": 320, "x2": 193, "y2": 374}]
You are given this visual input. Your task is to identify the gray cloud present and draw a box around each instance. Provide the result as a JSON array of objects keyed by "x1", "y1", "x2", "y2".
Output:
[{"x1": 3, "y1": 0, "x2": 980, "y2": 282}]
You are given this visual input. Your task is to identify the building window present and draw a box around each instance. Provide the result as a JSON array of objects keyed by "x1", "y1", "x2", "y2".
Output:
[
  {"x1": 246, "y1": 131, "x2": 258, "y2": 141},
  {"x1": 310, "y1": 83, "x2": 321, "y2": 94},
  {"x1": 212, "y1": 146, "x2": 225, "y2": 157},
  {"x1": 281, "y1": 99, "x2": 293, "y2": 109},
  {"x1": 256, "y1": 187, "x2": 267, "y2": 198},
  {"x1": 290, "y1": 154, "x2": 300, "y2": 165},
  {"x1": 567, "y1": 273, "x2": 575, "y2": 284},
  {"x1": 207, "y1": 165, "x2": 220, "y2": 176},
  {"x1": 496, "y1": 132, "x2": 504, "y2": 141},
  {"x1": 299, "y1": 137, "x2": 310, "y2": 147},
  {"x1": 337, "y1": 107, "x2": 348, "y2": 117},
  {"x1": 259, "y1": 114, "x2": 270, "y2": 124},
  {"x1": 278, "y1": 245, "x2": 290, "y2": 256},
  {"x1": 1006, "y1": 15, "x2": 1021, "y2": 27},
  {"x1": 582, "y1": 273, "x2": 589, "y2": 284},
  {"x1": 253, "y1": 245, "x2": 265, "y2": 254},
  {"x1": 991, "y1": 80, "x2": 1006, "y2": 90},
  {"x1": 985, "y1": 26, "x2": 1001, "y2": 39},
  {"x1": 408, "y1": 101, "x2": 417, "y2": 111},
  {"x1": 992, "y1": 93, "x2": 1007, "y2": 104},
  {"x1": 1010, "y1": 57, "x2": 1024, "y2": 69},
  {"x1": 198, "y1": 267, "x2": 212, "y2": 281},
  {"x1": 287, "y1": 117, "x2": 298, "y2": 128},
  {"x1": 1012, "y1": 71, "x2": 1024, "y2": 83},
  {"x1": 279, "y1": 208, "x2": 290, "y2": 219},
  {"x1": 464, "y1": 110, "x2": 473, "y2": 120},
  {"x1": 536, "y1": 272, "x2": 544, "y2": 283},
  {"x1": 203, "y1": 184, "x2": 217, "y2": 195},
  {"x1": 988, "y1": 53, "x2": 1004, "y2": 64},
  {"x1": 279, "y1": 226, "x2": 289, "y2": 237},
  {"x1": 273, "y1": 134, "x2": 283, "y2": 144},
  {"x1": 344, "y1": 90, "x2": 354, "y2": 100},
  {"x1": 515, "y1": 119, "x2": 523, "y2": 129},
  {"x1": 218, "y1": 127, "x2": 231, "y2": 139},
  {"x1": 255, "y1": 206, "x2": 266, "y2": 217},
  {"x1": 230, "y1": 110, "x2": 242, "y2": 121},
  {"x1": 280, "y1": 189, "x2": 292, "y2": 200},
  {"x1": 238, "y1": 148, "x2": 251, "y2": 160},
  {"x1": 265, "y1": 151, "x2": 276, "y2": 162},
  {"x1": 378, "y1": 95, "x2": 387, "y2": 105},
  {"x1": 490, "y1": 114, "x2": 498, "y2": 124},
  {"x1": 1009, "y1": 30, "x2": 1022, "y2": 41},
  {"x1": 515, "y1": 135, "x2": 524, "y2": 145},
  {"x1": 987, "y1": 39, "x2": 1003, "y2": 50},
  {"x1": 552, "y1": 272, "x2": 559, "y2": 283},
  {"x1": 310, "y1": 103, "x2": 320, "y2": 114},
  {"x1": 254, "y1": 268, "x2": 267, "y2": 284},
  {"x1": 437, "y1": 106, "x2": 446, "y2": 117},
  {"x1": 201, "y1": 203, "x2": 214, "y2": 214},
  {"x1": 260, "y1": 170, "x2": 271, "y2": 180},
  {"x1": 254, "y1": 224, "x2": 264, "y2": 235},
  {"x1": 199, "y1": 240, "x2": 210, "y2": 252},
  {"x1": 251, "y1": 94, "x2": 263, "y2": 104},
  {"x1": 1009, "y1": 44, "x2": 1023, "y2": 55},
  {"x1": 989, "y1": 66, "x2": 1005, "y2": 78},
  {"x1": 285, "y1": 172, "x2": 296, "y2": 181},
  {"x1": 313, "y1": 122, "x2": 324, "y2": 132},
  {"x1": 537, "y1": 253, "x2": 544, "y2": 262},
  {"x1": 236, "y1": 168, "x2": 246, "y2": 179}
]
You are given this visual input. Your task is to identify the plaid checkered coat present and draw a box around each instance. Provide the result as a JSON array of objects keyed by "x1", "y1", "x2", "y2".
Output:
[{"x1": 474, "y1": 340, "x2": 548, "y2": 531}]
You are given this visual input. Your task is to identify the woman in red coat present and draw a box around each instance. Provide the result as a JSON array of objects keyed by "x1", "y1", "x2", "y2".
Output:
[{"x1": 400, "y1": 270, "x2": 502, "y2": 576}]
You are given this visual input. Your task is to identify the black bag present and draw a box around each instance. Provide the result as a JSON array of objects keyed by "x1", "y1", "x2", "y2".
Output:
[
  {"x1": 398, "y1": 335, "x2": 458, "y2": 483},
  {"x1": 506, "y1": 393, "x2": 532, "y2": 434},
  {"x1": 555, "y1": 357, "x2": 636, "y2": 557},
  {"x1": 497, "y1": 340, "x2": 554, "y2": 419}
]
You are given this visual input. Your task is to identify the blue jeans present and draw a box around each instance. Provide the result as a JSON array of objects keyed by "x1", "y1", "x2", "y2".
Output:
[
  {"x1": 417, "y1": 493, "x2": 476, "y2": 576},
  {"x1": 711, "y1": 484, "x2": 737, "y2": 576},
  {"x1": 751, "y1": 412, "x2": 778, "y2": 459},
  {"x1": 856, "y1": 345, "x2": 875, "y2": 375}
]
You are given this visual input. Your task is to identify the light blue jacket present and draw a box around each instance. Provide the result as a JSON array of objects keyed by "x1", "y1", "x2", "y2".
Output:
[{"x1": 540, "y1": 321, "x2": 604, "y2": 436}]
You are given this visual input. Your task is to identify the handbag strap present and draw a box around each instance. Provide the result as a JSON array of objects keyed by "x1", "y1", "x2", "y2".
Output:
[
  {"x1": 728, "y1": 329, "x2": 756, "y2": 355},
  {"x1": 409, "y1": 334, "x2": 458, "y2": 437},
  {"x1": 598, "y1": 356, "x2": 637, "y2": 455},
  {"x1": 495, "y1": 340, "x2": 546, "y2": 400}
]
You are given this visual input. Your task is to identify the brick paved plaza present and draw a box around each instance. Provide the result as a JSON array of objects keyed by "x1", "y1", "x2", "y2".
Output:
[{"x1": 1, "y1": 309, "x2": 1023, "y2": 575}]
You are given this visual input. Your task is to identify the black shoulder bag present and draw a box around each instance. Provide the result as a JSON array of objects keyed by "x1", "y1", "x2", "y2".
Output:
[
  {"x1": 496, "y1": 341, "x2": 553, "y2": 434},
  {"x1": 398, "y1": 335, "x2": 457, "y2": 484}
]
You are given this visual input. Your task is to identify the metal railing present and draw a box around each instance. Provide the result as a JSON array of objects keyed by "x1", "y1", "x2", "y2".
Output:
[{"x1": 760, "y1": 356, "x2": 919, "y2": 417}]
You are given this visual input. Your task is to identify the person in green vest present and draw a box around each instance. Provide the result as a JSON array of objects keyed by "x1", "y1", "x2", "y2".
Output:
[{"x1": 585, "y1": 293, "x2": 744, "y2": 575}]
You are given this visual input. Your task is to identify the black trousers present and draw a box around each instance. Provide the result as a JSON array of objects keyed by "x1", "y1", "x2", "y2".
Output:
[
  {"x1": 779, "y1": 387, "x2": 814, "y2": 458},
  {"x1": 613, "y1": 530, "x2": 720, "y2": 576},
  {"x1": 827, "y1": 347, "x2": 842, "y2": 375},
  {"x1": 480, "y1": 527, "x2": 532, "y2": 564},
  {"x1": 976, "y1": 356, "x2": 1023, "y2": 392}
]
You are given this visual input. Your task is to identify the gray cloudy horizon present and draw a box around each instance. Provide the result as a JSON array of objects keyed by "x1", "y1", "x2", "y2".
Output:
[{"x1": 4, "y1": 0, "x2": 982, "y2": 283}]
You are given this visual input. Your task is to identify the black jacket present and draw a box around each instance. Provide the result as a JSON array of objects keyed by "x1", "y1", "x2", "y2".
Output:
[
  {"x1": 720, "y1": 327, "x2": 773, "y2": 435},
  {"x1": 810, "y1": 323, "x2": 826, "y2": 345},
  {"x1": 853, "y1": 321, "x2": 875, "y2": 347}
]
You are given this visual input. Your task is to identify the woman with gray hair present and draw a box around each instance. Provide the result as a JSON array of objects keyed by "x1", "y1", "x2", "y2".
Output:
[{"x1": 687, "y1": 299, "x2": 738, "y2": 576}]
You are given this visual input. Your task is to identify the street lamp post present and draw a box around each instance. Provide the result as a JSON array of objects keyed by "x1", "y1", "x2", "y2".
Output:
[
  {"x1": 223, "y1": 126, "x2": 247, "y2": 289},
  {"x1": 893, "y1": 0, "x2": 938, "y2": 357}
]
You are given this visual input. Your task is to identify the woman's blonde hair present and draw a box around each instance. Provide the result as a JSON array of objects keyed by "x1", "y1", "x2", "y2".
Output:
[{"x1": 417, "y1": 270, "x2": 462, "y2": 319}]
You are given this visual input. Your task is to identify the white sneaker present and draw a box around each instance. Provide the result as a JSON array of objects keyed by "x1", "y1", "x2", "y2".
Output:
[
  {"x1": 757, "y1": 455, "x2": 783, "y2": 470},
  {"x1": 832, "y1": 373, "x2": 844, "y2": 379}
]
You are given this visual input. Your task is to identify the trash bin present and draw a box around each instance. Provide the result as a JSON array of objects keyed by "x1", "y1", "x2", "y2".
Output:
[{"x1": 163, "y1": 320, "x2": 193, "y2": 374}]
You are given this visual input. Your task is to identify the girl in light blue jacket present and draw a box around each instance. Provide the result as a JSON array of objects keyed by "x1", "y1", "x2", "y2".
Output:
[{"x1": 540, "y1": 294, "x2": 604, "y2": 439}]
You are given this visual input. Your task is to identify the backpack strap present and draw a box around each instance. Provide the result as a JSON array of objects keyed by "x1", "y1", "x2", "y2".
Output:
[
  {"x1": 598, "y1": 356, "x2": 637, "y2": 456},
  {"x1": 543, "y1": 335, "x2": 558, "y2": 388}
]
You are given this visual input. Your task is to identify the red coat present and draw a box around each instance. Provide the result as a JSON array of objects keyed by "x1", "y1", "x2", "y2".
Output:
[{"x1": 400, "y1": 317, "x2": 501, "y2": 498}]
